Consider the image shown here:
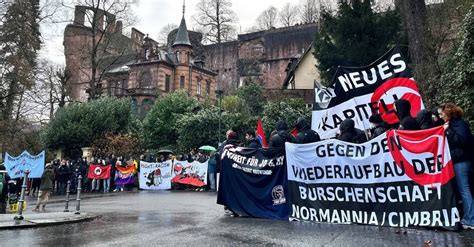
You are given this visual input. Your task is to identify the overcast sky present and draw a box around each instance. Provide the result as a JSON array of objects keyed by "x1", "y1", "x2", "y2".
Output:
[{"x1": 39, "y1": 0, "x2": 296, "y2": 65}]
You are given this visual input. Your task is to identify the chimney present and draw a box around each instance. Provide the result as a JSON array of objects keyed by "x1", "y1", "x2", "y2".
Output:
[
  {"x1": 73, "y1": 6, "x2": 86, "y2": 25},
  {"x1": 115, "y1": 20, "x2": 123, "y2": 34}
]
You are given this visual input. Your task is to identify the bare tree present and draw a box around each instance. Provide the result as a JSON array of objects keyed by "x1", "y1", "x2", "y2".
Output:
[
  {"x1": 279, "y1": 3, "x2": 300, "y2": 27},
  {"x1": 157, "y1": 23, "x2": 178, "y2": 45},
  {"x1": 64, "y1": 0, "x2": 137, "y2": 101},
  {"x1": 299, "y1": 0, "x2": 319, "y2": 23},
  {"x1": 255, "y1": 6, "x2": 279, "y2": 30},
  {"x1": 193, "y1": 0, "x2": 238, "y2": 44}
]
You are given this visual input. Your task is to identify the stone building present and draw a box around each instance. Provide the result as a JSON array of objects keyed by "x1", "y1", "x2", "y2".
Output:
[{"x1": 64, "y1": 5, "x2": 217, "y2": 117}]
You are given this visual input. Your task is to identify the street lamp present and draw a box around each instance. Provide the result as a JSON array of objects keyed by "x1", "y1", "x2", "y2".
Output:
[{"x1": 215, "y1": 89, "x2": 224, "y2": 147}]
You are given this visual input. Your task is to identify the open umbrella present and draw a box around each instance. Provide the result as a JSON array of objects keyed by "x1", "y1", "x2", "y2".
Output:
[
  {"x1": 198, "y1": 145, "x2": 217, "y2": 152},
  {"x1": 157, "y1": 149, "x2": 174, "y2": 155}
]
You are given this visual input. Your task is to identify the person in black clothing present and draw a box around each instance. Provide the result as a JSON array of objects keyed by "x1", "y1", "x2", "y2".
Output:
[
  {"x1": 394, "y1": 99, "x2": 420, "y2": 130},
  {"x1": 440, "y1": 103, "x2": 474, "y2": 229},
  {"x1": 338, "y1": 119, "x2": 368, "y2": 144},
  {"x1": 431, "y1": 106, "x2": 445, "y2": 127},
  {"x1": 368, "y1": 114, "x2": 390, "y2": 139},
  {"x1": 245, "y1": 130, "x2": 262, "y2": 149},
  {"x1": 416, "y1": 109, "x2": 434, "y2": 130},
  {"x1": 0, "y1": 164, "x2": 10, "y2": 214},
  {"x1": 57, "y1": 160, "x2": 71, "y2": 195},
  {"x1": 293, "y1": 117, "x2": 320, "y2": 144},
  {"x1": 270, "y1": 120, "x2": 295, "y2": 148},
  {"x1": 218, "y1": 130, "x2": 240, "y2": 217}
]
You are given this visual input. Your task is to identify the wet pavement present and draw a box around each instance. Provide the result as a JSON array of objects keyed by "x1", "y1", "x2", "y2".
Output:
[{"x1": 0, "y1": 190, "x2": 473, "y2": 246}]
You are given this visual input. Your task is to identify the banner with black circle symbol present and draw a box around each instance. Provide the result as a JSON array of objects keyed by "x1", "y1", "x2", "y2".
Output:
[
  {"x1": 312, "y1": 47, "x2": 424, "y2": 139},
  {"x1": 286, "y1": 127, "x2": 459, "y2": 228},
  {"x1": 217, "y1": 147, "x2": 290, "y2": 220}
]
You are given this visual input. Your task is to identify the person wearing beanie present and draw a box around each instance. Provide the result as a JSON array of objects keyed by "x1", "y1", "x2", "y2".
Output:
[{"x1": 33, "y1": 163, "x2": 55, "y2": 212}]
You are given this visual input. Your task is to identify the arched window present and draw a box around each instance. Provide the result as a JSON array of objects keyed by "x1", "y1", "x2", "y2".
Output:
[{"x1": 197, "y1": 80, "x2": 202, "y2": 95}]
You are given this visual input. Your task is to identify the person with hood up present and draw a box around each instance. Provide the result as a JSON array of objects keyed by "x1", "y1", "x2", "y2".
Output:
[
  {"x1": 294, "y1": 117, "x2": 320, "y2": 144},
  {"x1": 368, "y1": 114, "x2": 390, "y2": 139},
  {"x1": 416, "y1": 109, "x2": 434, "y2": 130},
  {"x1": 245, "y1": 130, "x2": 262, "y2": 149},
  {"x1": 33, "y1": 163, "x2": 55, "y2": 212},
  {"x1": 270, "y1": 120, "x2": 295, "y2": 148},
  {"x1": 394, "y1": 99, "x2": 420, "y2": 130},
  {"x1": 441, "y1": 103, "x2": 474, "y2": 229},
  {"x1": 338, "y1": 119, "x2": 368, "y2": 144}
]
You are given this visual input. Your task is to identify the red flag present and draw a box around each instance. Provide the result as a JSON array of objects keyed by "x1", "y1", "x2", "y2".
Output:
[
  {"x1": 257, "y1": 117, "x2": 268, "y2": 148},
  {"x1": 291, "y1": 127, "x2": 299, "y2": 137},
  {"x1": 88, "y1": 164, "x2": 111, "y2": 179}
]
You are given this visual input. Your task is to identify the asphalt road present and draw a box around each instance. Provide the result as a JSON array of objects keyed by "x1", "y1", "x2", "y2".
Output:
[{"x1": 1, "y1": 191, "x2": 473, "y2": 246}]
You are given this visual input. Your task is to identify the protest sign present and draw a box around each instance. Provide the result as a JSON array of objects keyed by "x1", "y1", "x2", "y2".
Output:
[
  {"x1": 4, "y1": 151, "x2": 45, "y2": 178},
  {"x1": 286, "y1": 127, "x2": 459, "y2": 227},
  {"x1": 139, "y1": 161, "x2": 173, "y2": 190},
  {"x1": 217, "y1": 147, "x2": 289, "y2": 220},
  {"x1": 312, "y1": 47, "x2": 424, "y2": 139}
]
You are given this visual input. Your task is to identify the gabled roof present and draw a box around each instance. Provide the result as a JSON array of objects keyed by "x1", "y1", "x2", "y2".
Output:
[
  {"x1": 173, "y1": 16, "x2": 192, "y2": 47},
  {"x1": 282, "y1": 43, "x2": 314, "y2": 89}
]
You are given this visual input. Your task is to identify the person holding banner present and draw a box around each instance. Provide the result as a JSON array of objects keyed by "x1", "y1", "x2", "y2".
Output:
[
  {"x1": 338, "y1": 119, "x2": 367, "y2": 144},
  {"x1": 245, "y1": 130, "x2": 262, "y2": 149},
  {"x1": 293, "y1": 117, "x2": 320, "y2": 144},
  {"x1": 270, "y1": 120, "x2": 294, "y2": 148},
  {"x1": 394, "y1": 99, "x2": 420, "y2": 130},
  {"x1": 441, "y1": 103, "x2": 474, "y2": 229}
]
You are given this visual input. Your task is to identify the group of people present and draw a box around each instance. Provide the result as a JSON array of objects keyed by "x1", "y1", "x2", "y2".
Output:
[{"x1": 218, "y1": 100, "x2": 474, "y2": 230}]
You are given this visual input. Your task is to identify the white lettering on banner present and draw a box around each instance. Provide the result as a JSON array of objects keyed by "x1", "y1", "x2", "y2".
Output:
[
  {"x1": 338, "y1": 53, "x2": 407, "y2": 92},
  {"x1": 298, "y1": 184, "x2": 441, "y2": 203},
  {"x1": 290, "y1": 205, "x2": 459, "y2": 227}
]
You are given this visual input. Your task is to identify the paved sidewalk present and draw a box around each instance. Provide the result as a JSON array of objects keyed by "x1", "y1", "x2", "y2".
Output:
[{"x1": 0, "y1": 212, "x2": 96, "y2": 229}]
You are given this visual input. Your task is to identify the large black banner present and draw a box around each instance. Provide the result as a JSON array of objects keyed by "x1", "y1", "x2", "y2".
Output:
[
  {"x1": 217, "y1": 147, "x2": 289, "y2": 220},
  {"x1": 312, "y1": 47, "x2": 424, "y2": 139}
]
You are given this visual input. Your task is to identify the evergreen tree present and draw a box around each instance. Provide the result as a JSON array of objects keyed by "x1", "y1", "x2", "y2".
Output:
[
  {"x1": 0, "y1": 0, "x2": 41, "y2": 120},
  {"x1": 313, "y1": 1, "x2": 403, "y2": 83}
]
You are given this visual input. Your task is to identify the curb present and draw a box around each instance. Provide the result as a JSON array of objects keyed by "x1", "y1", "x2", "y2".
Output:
[{"x1": 0, "y1": 213, "x2": 97, "y2": 230}]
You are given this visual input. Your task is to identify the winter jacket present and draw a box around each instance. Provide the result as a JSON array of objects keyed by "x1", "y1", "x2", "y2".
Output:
[
  {"x1": 57, "y1": 165, "x2": 71, "y2": 183},
  {"x1": 270, "y1": 120, "x2": 295, "y2": 148},
  {"x1": 338, "y1": 119, "x2": 368, "y2": 144},
  {"x1": 371, "y1": 122, "x2": 390, "y2": 138},
  {"x1": 247, "y1": 138, "x2": 262, "y2": 149},
  {"x1": 0, "y1": 166, "x2": 10, "y2": 202},
  {"x1": 395, "y1": 99, "x2": 420, "y2": 130},
  {"x1": 40, "y1": 167, "x2": 55, "y2": 190},
  {"x1": 294, "y1": 118, "x2": 321, "y2": 144},
  {"x1": 207, "y1": 154, "x2": 217, "y2": 174},
  {"x1": 416, "y1": 109, "x2": 434, "y2": 130},
  {"x1": 217, "y1": 138, "x2": 240, "y2": 172},
  {"x1": 445, "y1": 117, "x2": 473, "y2": 164}
]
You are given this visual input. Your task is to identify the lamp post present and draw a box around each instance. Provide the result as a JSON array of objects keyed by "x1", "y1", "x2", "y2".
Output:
[{"x1": 215, "y1": 89, "x2": 224, "y2": 147}]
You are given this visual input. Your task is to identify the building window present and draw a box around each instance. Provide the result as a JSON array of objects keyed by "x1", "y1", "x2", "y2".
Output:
[
  {"x1": 107, "y1": 81, "x2": 114, "y2": 96},
  {"x1": 165, "y1": 75, "x2": 171, "y2": 92},
  {"x1": 180, "y1": 76, "x2": 185, "y2": 89},
  {"x1": 123, "y1": 79, "x2": 128, "y2": 91},
  {"x1": 206, "y1": 81, "x2": 211, "y2": 95},
  {"x1": 197, "y1": 80, "x2": 202, "y2": 95},
  {"x1": 116, "y1": 80, "x2": 122, "y2": 95},
  {"x1": 139, "y1": 70, "x2": 152, "y2": 88}
]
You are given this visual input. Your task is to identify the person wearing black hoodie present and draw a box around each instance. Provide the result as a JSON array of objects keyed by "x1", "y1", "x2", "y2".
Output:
[
  {"x1": 294, "y1": 117, "x2": 320, "y2": 144},
  {"x1": 338, "y1": 119, "x2": 368, "y2": 144},
  {"x1": 441, "y1": 103, "x2": 474, "y2": 229},
  {"x1": 368, "y1": 114, "x2": 390, "y2": 138},
  {"x1": 218, "y1": 130, "x2": 240, "y2": 217},
  {"x1": 270, "y1": 120, "x2": 295, "y2": 148},
  {"x1": 416, "y1": 109, "x2": 434, "y2": 130},
  {"x1": 394, "y1": 99, "x2": 420, "y2": 130},
  {"x1": 244, "y1": 130, "x2": 262, "y2": 149}
]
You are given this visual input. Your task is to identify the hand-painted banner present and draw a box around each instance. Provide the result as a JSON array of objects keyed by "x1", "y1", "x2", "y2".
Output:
[
  {"x1": 87, "y1": 164, "x2": 111, "y2": 179},
  {"x1": 115, "y1": 165, "x2": 136, "y2": 185},
  {"x1": 171, "y1": 160, "x2": 208, "y2": 187},
  {"x1": 4, "y1": 151, "x2": 45, "y2": 178},
  {"x1": 139, "y1": 161, "x2": 173, "y2": 190},
  {"x1": 286, "y1": 127, "x2": 459, "y2": 228},
  {"x1": 217, "y1": 147, "x2": 289, "y2": 220},
  {"x1": 312, "y1": 47, "x2": 424, "y2": 139}
]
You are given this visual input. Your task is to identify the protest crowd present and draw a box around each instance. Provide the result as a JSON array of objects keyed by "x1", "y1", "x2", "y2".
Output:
[{"x1": 0, "y1": 48, "x2": 473, "y2": 233}]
